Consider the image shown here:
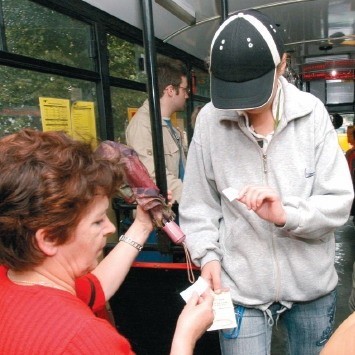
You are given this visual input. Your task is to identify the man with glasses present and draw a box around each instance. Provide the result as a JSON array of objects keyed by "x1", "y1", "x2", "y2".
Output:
[{"x1": 126, "y1": 58, "x2": 189, "y2": 203}]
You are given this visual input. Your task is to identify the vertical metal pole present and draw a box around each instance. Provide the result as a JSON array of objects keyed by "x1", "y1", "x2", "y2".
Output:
[
  {"x1": 140, "y1": 0, "x2": 167, "y2": 197},
  {"x1": 94, "y1": 23, "x2": 114, "y2": 141},
  {"x1": 221, "y1": 0, "x2": 229, "y2": 23},
  {"x1": 186, "y1": 64, "x2": 194, "y2": 145},
  {"x1": 0, "y1": 1, "x2": 8, "y2": 51}
]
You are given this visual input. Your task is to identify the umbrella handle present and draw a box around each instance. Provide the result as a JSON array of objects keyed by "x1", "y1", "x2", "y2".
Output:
[{"x1": 161, "y1": 220, "x2": 186, "y2": 244}]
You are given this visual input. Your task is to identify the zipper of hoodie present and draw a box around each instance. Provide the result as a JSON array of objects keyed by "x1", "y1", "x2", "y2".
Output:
[
  {"x1": 262, "y1": 153, "x2": 267, "y2": 173},
  {"x1": 242, "y1": 127, "x2": 282, "y2": 302},
  {"x1": 262, "y1": 143, "x2": 282, "y2": 303}
]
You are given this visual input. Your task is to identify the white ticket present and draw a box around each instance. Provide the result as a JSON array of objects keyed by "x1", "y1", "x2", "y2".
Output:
[
  {"x1": 180, "y1": 279, "x2": 237, "y2": 332},
  {"x1": 222, "y1": 187, "x2": 240, "y2": 202},
  {"x1": 207, "y1": 291, "x2": 237, "y2": 331},
  {"x1": 180, "y1": 276, "x2": 209, "y2": 302}
]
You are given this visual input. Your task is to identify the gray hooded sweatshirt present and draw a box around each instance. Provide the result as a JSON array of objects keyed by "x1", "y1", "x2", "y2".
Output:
[{"x1": 179, "y1": 76, "x2": 353, "y2": 311}]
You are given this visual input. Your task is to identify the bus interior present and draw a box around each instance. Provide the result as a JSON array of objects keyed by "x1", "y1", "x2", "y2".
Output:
[{"x1": 0, "y1": 1, "x2": 354, "y2": 354}]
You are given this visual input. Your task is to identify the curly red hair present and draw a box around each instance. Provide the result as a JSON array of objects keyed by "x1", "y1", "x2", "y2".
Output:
[{"x1": 0, "y1": 129, "x2": 123, "y2": 270}]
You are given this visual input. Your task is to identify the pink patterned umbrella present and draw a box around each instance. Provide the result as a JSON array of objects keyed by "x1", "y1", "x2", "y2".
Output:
[{"x1": 95, "y1": 140, "x2": 185, "y2": 244}]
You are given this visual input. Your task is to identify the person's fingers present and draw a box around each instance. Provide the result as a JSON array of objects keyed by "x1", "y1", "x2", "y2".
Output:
[
  {"x1": 186, "y1": 292, "x2": 200, "y2": 307},
  {"x1": 249, "y1": 187, "x2": 269, "y2": 210},
  {"x1": 200, "y1": 290, "x2": 214, "y2": 306},
  {"x1": 236, "y1": 187, "x2": 248, "y2": 200},
  {"x1": 237, "y1": 186, "x2": 278, "y2": 210}
]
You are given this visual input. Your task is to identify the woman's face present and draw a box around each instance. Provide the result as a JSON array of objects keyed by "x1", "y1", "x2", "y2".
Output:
[{"x1": 57, "y1": 195, "x2": 116, "y2": 277}]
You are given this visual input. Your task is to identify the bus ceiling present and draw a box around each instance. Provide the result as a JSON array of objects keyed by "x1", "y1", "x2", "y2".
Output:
[{"x1": 82, "y1": 0, "x2": 355, "y2": 67}]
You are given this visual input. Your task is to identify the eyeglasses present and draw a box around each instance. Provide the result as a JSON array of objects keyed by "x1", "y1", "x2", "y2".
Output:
[{"x1": 179, "y1": 86, "x2": 191, "y2": 95}]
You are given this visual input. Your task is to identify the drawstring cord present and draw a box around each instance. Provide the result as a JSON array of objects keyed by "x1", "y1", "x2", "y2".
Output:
[
  {"x1": 263, "y1": 305, "x2": 288, "y2": 328},
  {"x1": 264, "y1": 308, "x2": 274, "y2": 326}
]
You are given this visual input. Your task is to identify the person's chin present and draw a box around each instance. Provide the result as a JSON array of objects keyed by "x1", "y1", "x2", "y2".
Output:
[
  {"x1": 96, "y1": 248, "x2": 104, "y2": 261},
  {"x1": 88, "y1": 259, "x2": 99, "y2": 272}
]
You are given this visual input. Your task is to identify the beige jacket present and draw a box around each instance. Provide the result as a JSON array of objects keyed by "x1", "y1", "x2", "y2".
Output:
[{"x1": 125, "y1": 100, "x2": 186, "y2": 203}]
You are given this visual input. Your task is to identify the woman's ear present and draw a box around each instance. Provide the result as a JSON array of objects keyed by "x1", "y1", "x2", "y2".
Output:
[{"x1": 35, "y1": 229, "x2": 58, "y2": 256}]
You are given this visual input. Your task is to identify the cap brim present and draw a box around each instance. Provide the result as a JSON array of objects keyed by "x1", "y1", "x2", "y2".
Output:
[{"x1": 211, "y1": 69, "x2": 276, "y2": 110}]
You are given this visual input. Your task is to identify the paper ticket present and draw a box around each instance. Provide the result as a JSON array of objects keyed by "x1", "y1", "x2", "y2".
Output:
[
  {"x1": 180, "y1": 276, "x2": 209, "y2": 302},
  {"x1": 222, "y1": 187, "x2": 240, "y2": 202},
  {"x1": 207, "y1": 291, "x2": 237, "y2": 331},
  {"x1": 180, "y1": 279, "x2": 237, "y2": 332}
]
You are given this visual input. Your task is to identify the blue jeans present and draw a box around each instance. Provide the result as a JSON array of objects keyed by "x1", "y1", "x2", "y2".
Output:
[{"x1": 219, "y1": 290, "x2": 336, "y2": 355}]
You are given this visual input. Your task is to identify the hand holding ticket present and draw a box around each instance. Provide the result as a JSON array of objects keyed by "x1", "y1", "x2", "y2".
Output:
[
  {"x1": 222, "y1": 187, "x2": 240, "y2": 202},
  {"x1": 207, "y1": 291, "x2": 236, "y2": 331},
  {"x1": 180, "y1": 277, "x2": 236, "y2": 331}
]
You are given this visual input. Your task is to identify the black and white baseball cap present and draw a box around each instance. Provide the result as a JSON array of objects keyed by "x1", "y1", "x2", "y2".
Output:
[{"x1": 210, "y1": 10, "x2": 284, "y2": 110}]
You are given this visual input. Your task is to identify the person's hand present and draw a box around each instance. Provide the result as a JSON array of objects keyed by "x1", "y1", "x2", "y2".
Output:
[
  {"x1": 128, "y1": 205, "x2": 154, "y2": 247},
  {"x1": 166, "y1": 190, "x2": 173, "y2": 207},
  {"x1": 201, "y1": 260, "x2": 223, "y2": 293},
  {"x1": 237, "y1": 185, "x2": 286, "y2": 226},
  {"x1": 134, "y1": 204, "x2": 153, "y2": 230},
  {"x1": 170, "y1": 291, "x2": 214, "y2": 355},
  {"x1": 132, "y1": 189, "x2": 174, "y2": 241}
]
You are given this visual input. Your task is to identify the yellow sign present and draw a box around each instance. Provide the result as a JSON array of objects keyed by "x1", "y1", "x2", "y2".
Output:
[
  {"x1": 71, "y1": 101, "x2": 97, "y2": 142},
  {"x1": 39, "y1": 97, "x2": 97, "y2": 142},
  {"x1": 338, "y1": 133, "x2": 351, "y2": 153},
  {"x1": 39, "y1": 97, "x2": 71, "y2": 134}
]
